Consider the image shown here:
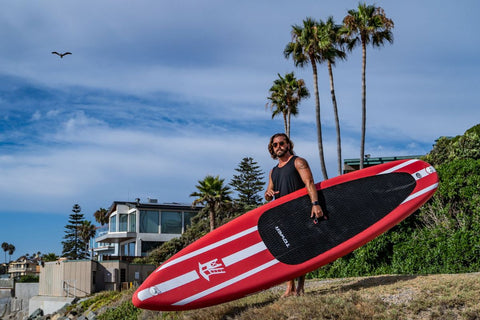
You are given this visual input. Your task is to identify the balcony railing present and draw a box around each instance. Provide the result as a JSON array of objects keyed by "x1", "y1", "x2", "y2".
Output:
[{"x1": 8, "y1": 267, "x2": 36, "y2": 273}]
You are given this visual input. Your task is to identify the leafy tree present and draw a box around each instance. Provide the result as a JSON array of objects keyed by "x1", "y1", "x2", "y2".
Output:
[
  {"x1": 230, "y1": 157, "x2": 265, "y2": 208},
  {"x1": 41, "y1": 253, "x2": 59, "y2": 262},
  {"x1": 342, "y1": 3, "x2": 394, "y2": 169},
  {"x1": 424, "y1": 125, "x2": 480, "y2": 166},
  {"x1": 190, "y1": 175, "x2": 232, "y2": 232},
  {"x1": 94, "y1": 207, "x2": 109, "y2": 226},
  {"x1": 266, "y1": 72, "x2": 309, "y2": 138},
  {"x1": 62, "y1": 204, "x2": 88, "y2": 260},
  {"x1": 78, "y1": 220, "x2": 97, "y2": 260},
  {"x1": 284, "y1": 17, "x2": 329, "y2": 180}
]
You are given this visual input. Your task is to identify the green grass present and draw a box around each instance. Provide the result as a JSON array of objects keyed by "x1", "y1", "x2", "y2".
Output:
[
  {"x1": 136, "y1": 273, "x2": 480, "y2": 320},
  {"x1": 81, "y1": 273, "x2": 480, "y2": 319}
]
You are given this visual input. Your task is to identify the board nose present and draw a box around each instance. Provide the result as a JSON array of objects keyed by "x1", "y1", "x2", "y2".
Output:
[{"x1": 132, "y1": 290, "x2": 143, "y2": 308}]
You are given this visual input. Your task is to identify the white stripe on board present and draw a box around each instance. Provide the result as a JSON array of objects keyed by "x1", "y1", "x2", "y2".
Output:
[
  {"x1": 159, "y1": 226, "x2": 258, "y2": 271},
  {"x1": 378, "y1": 159, "x2": 419, "y2": 174},
  {"x1": 137, "y1": 270, "x2": 200, "y2": 302},
  {"x1": 173, "y1": 259, "x2": 280, "y2": 306},
  {"x1": 401, "y1": 183, "x2": 438, "y2": 204},
  {"x1": 222, "y1": 242, "x2": 267, "y2": 267}
]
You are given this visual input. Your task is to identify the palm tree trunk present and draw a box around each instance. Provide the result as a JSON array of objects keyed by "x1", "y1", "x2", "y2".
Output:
[
  {"x1": 283, "y1": 113, "x2": 289, "y2": 137},
  {"x1": 310, "y1": 56, "x2": 329, "y2": 180},
  {"x1": 360, "y1": 40, "x2": 367, "y2": 169},
  {"x1": 209, "y1": 208, "x2": 215, "y2": 231},
  {"x1": 288, "y1": 111, "x2": 292, "y2": 138},
  {"x1": 328, "y1": 61, "x2": 342, "y2": 175}
]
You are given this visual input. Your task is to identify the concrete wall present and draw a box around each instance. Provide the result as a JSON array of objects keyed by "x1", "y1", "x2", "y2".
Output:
[
  {"x1": 39, "y1": 260, "x2": 95, "y2": 298},
  {"x1": 38, "y1": 260, "x2": 155, "y2": 298},
  {"x1": 0, "y1": 282, "x2": 38, "y2": 319},
  {"x1": 29, "y1": 295, "x2": 75, "y2": 316},
  {"x1": 15, "y1": 282, "x2": 39, "y2": 309}
]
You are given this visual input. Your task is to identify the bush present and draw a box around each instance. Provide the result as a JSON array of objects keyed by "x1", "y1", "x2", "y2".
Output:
[
  {"x1": 16, "y1": 275, "x2": 39, "y2": 283},
  {"x1": 311, "y1": 125, "x2": 480, "y2": 278},
  {"x1": 97, "y1": 300, "x2": 140, "y2": 320}
]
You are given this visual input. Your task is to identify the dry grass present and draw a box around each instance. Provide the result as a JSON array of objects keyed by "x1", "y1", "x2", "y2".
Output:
[{"x1": 139, "y1": 272, "x2": 480, "y2": 320}]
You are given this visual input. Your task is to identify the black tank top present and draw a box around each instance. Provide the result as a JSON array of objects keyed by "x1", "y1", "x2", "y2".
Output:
[{"x1": 271, "y1": 156, "x2": 305, "y2": 199}]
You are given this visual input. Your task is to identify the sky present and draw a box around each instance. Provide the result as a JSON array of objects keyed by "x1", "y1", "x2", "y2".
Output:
[{"x1": 1, "y1": 0, "x2": 479, "y2": 261}]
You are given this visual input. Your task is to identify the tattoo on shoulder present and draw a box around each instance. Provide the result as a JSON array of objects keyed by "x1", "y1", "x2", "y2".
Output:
[{"x1": 296, "y1": 158, "x2": 310, "y2": 170}]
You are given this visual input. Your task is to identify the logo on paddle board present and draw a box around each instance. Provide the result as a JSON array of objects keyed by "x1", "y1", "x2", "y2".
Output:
[
  {"x1": 199, "y1": 259, "x2": 226, "y2": 281},
  {"x1": 275, "y1": 226, "x2": 290, "y2": 248}
]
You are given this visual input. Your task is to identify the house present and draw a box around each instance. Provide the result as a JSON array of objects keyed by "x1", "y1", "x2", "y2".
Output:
[
  {"x1": 343, "y1": 155, "x2": 422, "y2": 174},
  {"x1": 7, "y1": 256, "x2": 40, "y2": 279},
  {"x1": 93, "y1": 199, "x2": 202, "y2": 260}
]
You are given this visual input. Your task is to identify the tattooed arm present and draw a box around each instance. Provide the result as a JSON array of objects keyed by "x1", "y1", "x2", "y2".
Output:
[{"x1": 295, "y1": 157, "x2": 324, "y2": 219}]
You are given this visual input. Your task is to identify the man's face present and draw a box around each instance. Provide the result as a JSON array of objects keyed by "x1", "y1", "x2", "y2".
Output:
[{"x1": 272, "y1": 136, "x2": 289, "y2": 158}]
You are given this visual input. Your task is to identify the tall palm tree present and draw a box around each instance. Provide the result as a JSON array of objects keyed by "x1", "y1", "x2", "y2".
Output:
[
  {"x1": 190, "y1": 175, "x2": 232, "y2": 232},
  {"x1": 285, "y1": 17, "x2": 329, "y2": 180},
  {"x1": 94, "y1": 208, "x2": 109, "y2": 226},
  {"x1": 267, "y1": 72, "x2": 310, "y2": 137},
  {"x1": 343, "y1": 3, "x2": 394, "y2": 169},
  {"x1": 2, "y1": 242, "x2": 9, "y2": 263},
  {"x1": 318, "y1": 16, "x2": 347, "y2": 175},
  {"x1": 78, "y1": 220, "x2": 97, "y2": 259},
  {"x1": 7, "y1": 244, "x2": 15, "y2": 262}
]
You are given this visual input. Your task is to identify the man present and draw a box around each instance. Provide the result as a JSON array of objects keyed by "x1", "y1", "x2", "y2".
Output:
[{"x1": 264, "y1": 133, "x2": 324, "y2": 297}]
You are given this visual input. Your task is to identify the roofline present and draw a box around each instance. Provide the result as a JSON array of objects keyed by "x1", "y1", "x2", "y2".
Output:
[
  {"x1": 107, "y1": 200, "x2": 203, "y2": 216},
  {"x1": 343, "y1": 155, "x2": 423, "y2": 166}
]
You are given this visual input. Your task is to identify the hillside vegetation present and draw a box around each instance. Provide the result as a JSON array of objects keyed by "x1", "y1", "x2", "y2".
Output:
[{"x1": 60, "y1": 273, "x2": 480, "y2": 319}]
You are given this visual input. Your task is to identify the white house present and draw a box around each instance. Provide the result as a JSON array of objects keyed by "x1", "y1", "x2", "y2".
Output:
[{"x1": 93, "y1": 199, "x2": 202, "y2": 260}]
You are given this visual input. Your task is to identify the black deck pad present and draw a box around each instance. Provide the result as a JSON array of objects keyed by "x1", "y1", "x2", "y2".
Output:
[{"x1": 258, "y1": 172, "x2": 416, "y2": 265}]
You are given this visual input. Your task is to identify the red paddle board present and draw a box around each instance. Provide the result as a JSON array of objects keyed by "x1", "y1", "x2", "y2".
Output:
[{"x1": 133, "y1": 159, "x2": 438, "y2": 310}]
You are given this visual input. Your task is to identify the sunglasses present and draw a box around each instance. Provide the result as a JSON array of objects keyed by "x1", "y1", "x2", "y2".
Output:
[{"x1": 272, "y1": 141, "x2": 286, "y2": 148}]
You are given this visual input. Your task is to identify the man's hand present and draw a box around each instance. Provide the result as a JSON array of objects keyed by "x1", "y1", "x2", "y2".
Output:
[
  {"x1": 265, "y1": 189, "x2": 279, "y2": 201},
  {"x1": 311, "y1": 205, "x2": 325, "y2": 221}
]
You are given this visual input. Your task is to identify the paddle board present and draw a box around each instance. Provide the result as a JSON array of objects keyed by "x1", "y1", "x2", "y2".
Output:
[{"x1": 132, "y1": 159, "x2": 438, "y2": 310}]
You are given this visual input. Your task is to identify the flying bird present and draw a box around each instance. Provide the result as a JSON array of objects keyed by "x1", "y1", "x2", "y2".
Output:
[{"x1": 51, "y1": 51, "x2": 72, "y2": 58}]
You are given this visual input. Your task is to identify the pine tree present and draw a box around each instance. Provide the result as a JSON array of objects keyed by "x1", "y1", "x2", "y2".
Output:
[
  {"x1": 229, "y1": 157, "x2": 265, "y2": 208},
  {"x1": 62, "y1": 204, "x2": 88, "y2": 260}
]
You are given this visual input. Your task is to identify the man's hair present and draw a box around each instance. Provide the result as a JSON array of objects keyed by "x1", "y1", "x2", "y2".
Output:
[{"x1": 268, "y1": 133, "x2": 295, "y2": 159}]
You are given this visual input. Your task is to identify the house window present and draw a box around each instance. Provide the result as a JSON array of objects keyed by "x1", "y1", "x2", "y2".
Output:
[
  {"x1": 110, "y1": 215, "x2": 117, "y2": 232},
  {"x1": 119, "y1": 214, "x2": 128, "y2": 232},
  {"x1": 139, "y1": 210, "x2": 159, "y2": 233},
  {"x1": 129, "y1": 242, "x2": 136, "y2": 256},
  {"x1": 161, "y1": 211, "x2": 182, "y2": 234},
  {"x1": 183, "y1": 212, "x2": 197, "y2": 230},
  {"x1": 141, "y1": 241, "x2": 162, "y2": 256},
  {"x1": 129, "y1": 213, "x2": 136, "y2": 232}
]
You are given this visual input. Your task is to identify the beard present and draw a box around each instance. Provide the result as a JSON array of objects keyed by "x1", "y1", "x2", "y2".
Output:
[{"x1": 276, "y1": 147, "x2": 290, "y2": 158}]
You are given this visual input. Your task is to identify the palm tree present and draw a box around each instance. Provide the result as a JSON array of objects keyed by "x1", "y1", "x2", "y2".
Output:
[
  {"x1": 267, "y1": 72, "x2": 310, "y2": 137},
  {"x1": 94, "y1": 208, "x2": 109, "y2": 226},
  {"x1": 7, "y1": 244, "x2": 15, "y2": 262},
  {"x1": 190, "y1": 175, "x2": 232, "y2": 232},
  {"x1": 78, "y1": 220, "x2": 97, "y2": 259},
  {"x1": 318, "y1": 16, "x2": 347, "y2": 175},
  {"x1": 342, "y1": 3, "x2": 394, "y2": 169},
  {"x1": 284, "y1": 17, "x2": 329, "y2": 180},
  {"x1": 2, "y1": 242, "x2": 9, "y2": 263}
]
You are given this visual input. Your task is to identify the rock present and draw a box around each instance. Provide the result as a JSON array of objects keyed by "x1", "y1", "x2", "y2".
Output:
[
  {"x1": 27, "y1": 308, "x2": 43, "y2": 319},
  {"x1": 84, "y1": 310, "x2": 97, "y2": 320}
]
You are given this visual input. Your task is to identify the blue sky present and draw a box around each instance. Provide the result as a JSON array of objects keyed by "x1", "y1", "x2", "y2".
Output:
[{"x1": 1, "y1": 0, "x2": 479, "y2": 260}]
